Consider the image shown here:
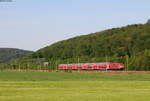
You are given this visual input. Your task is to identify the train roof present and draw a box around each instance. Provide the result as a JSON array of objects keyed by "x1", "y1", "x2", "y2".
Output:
[{"x1": 59, "y1": 62, "x2": 115, "y2": 66}]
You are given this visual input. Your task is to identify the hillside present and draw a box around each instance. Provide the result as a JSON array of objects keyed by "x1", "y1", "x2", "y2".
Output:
[
  {"x1": 147, "y1": 19, "x2": 150, "y2": 23},
  {"x1": 0, "y1": 48, "x2": 32, "y2": 64},
  {"x1": 10, "y1": 23, "x2": 150, "y2": 70}
]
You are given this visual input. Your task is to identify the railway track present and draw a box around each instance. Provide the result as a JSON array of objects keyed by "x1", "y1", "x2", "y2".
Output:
[{"x1": 68, "y1": 70, "x2": 150, "y2": 74}]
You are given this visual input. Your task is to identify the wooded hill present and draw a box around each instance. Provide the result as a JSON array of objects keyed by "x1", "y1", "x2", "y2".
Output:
[
  {"x1": 0, "y1": 48, "x2": 32, "y2": 64},
  {"x1": 8, "y1": 23, "x2": 150, "y2": 70}
]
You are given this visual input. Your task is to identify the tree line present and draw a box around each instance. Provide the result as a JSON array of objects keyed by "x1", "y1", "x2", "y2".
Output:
[{"x1": 1, "y1": 24, "x2": 150, "y2": 71}]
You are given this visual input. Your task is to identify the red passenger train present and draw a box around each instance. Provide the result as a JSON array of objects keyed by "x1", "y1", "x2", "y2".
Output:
[{"x1": 58, "y1": 62, "x2": 125, "y2": 71}]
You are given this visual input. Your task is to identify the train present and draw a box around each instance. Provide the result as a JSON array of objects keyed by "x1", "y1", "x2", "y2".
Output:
[{"x1": 58, "y1": 62, "x2": 125, "y2": 71}]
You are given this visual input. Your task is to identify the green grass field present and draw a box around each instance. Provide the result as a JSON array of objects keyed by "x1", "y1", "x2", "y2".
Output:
[{"x1": 0, "y1": 71, "x2": 150, "y2": 101}]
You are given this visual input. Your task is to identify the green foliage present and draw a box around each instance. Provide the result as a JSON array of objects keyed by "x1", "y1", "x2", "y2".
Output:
[
  {"x1": 0, "y1": 48, "x2": 32, "y2": 64},
  {"x1": 6, "y1": 24, "x2": 150, "y2": 70}
]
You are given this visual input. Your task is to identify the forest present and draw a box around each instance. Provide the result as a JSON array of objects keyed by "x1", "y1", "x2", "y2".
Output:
[
  {"x1": 0, "y1": 48, "x2": 32, "y2": 64},
  {"x1": 1, "y1": 23, "x2": 150, "y2": 70}
]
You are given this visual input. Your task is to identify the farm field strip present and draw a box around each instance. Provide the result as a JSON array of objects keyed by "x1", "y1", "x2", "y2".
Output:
[
  {"x1": 0, "y1": 71, "x2": 149, "y2": 101},
  {"x1": 0, "y1": 81, "x2": 150, "y2": 101}
]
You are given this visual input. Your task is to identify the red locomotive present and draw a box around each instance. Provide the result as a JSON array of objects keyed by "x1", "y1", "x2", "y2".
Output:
[{"x1": 58, "y1": 62, "x2": 125, "y2": 71}]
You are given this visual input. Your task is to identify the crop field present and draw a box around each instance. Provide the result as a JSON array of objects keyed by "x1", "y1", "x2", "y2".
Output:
[{"x1": 0, "y1": 71, "x2": 150, "y2": 101}]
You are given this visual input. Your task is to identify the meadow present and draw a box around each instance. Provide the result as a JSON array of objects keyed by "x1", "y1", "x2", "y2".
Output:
[{"x1": 0, "y1": 71, "x2": 150, "y2": 101}]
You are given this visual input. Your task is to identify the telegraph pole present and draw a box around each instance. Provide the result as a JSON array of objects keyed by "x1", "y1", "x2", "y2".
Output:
[
  {"x1": 105, "y1": 55, "x2": 108, "y2": 62},
  {"x1": 78, "y1": 57, "x2": 80, "y2": 63}
]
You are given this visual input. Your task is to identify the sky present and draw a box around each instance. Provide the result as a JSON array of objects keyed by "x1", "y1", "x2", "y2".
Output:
[{"x1": 0, "y1": 0, "x2": 150, "y2": 51}]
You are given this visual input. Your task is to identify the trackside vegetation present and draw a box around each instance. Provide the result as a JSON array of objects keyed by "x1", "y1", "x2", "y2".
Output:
[
  {"x1": 0, "y1": 71, "x2": 150, "y2": 81},
  {"x1": 0, "y1": 23, "x2": 150, "y2": 70}
]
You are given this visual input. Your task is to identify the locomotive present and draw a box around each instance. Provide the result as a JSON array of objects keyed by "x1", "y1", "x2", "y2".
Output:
[{"x1": 58, "y1": 62, "x2": 124, "y2": 71}]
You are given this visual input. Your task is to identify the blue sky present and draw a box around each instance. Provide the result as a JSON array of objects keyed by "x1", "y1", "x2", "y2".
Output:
[{"x1": 0, "y1": 0, "x2": 150, "y2": 51}]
